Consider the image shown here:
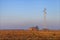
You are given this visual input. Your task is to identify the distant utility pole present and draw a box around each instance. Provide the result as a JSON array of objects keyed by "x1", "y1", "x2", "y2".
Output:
[{"x1": 43, "y1": 8, "x2": 47, "y2": 29}]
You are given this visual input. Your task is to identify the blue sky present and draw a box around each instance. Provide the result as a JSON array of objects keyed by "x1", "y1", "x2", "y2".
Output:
[{"x1": 0, "y1": 0, "x2": 60, "y2": 29}]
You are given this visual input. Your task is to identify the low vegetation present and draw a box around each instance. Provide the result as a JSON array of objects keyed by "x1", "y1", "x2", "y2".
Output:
[{"x1": 0, "y1": 30, "x2": 60, "y2": 40}]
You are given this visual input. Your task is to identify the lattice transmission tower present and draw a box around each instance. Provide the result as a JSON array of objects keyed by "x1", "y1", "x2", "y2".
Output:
[{"x1": 43, "y1": 8, "x2": 47, "y2": 29}]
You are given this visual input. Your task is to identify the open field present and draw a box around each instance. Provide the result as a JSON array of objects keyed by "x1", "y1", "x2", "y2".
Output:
[{"x1": 0, "y1": 30, "x2": 60, "y2": 40}]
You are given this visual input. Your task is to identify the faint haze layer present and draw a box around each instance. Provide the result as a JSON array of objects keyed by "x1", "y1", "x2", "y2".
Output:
[{"x1": 0, "y1": 0, "x2": 60, "y2": 30}]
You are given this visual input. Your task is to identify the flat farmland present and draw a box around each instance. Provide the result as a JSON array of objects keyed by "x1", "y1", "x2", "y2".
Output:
[{"x1": 0, "y1": 30, "x2": 60, "y2": 40}]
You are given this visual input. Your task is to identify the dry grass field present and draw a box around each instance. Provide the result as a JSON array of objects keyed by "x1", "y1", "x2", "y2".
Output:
[{"x1": 0, "y1": 29, "x2": 60, "y2": 40}]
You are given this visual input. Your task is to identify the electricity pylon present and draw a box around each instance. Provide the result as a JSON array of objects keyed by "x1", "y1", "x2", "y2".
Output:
[{"x1": 43, "y1": 8, "x2": 47, "y2": 29}]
